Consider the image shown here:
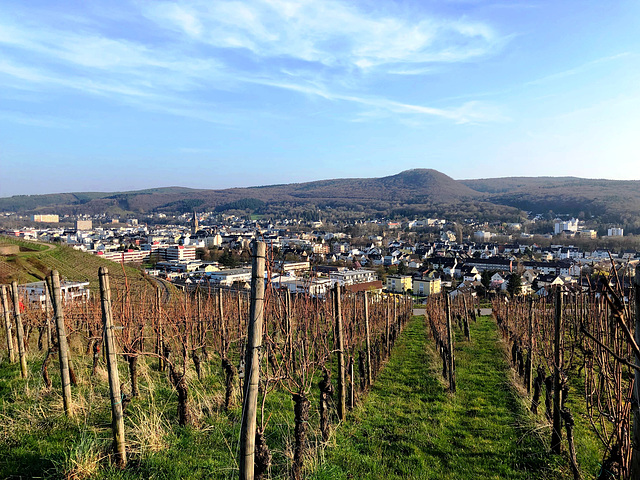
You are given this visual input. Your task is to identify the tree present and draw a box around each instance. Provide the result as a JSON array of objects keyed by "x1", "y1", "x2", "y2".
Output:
[
  {"x1": 481, "y1": 271, "x2": 493, "y2": 290},
  {"x1": 220, "y1": 250, "x2": 239, "y2": 268},
  {"x1": 506, "y1": 273, "x2": 522, "y2": 297},
  {"x1": 397, "y1": 261, "x2": 407, "y2": 275}
]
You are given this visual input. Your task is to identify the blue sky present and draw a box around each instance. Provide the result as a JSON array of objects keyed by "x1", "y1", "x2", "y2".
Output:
[{"x1": 1, "y1": 0, "x2": 640, "y2": 196}]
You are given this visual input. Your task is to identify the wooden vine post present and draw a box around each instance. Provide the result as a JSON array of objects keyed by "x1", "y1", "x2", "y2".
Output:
[
  {"x1": 445, "y1": 293, "x2": 456, "y2": 393},
  {"x1": 286, "y1": 289, "x2": 293, "y2": 365},
  {"x1": 393, "y1": 295, "x2": 397, "y2": 331},
  {"x1": 526, "y1": 297, "x2": 534, "y2": 394},
  {"x1": 98, "y1": 267, "x2": 127, "y2": 468},
  {"x1": 11, "y1": 281, "x2": 28, "y2": 378},
  {"x1": 631, "y1": 265, "x2": 640, "y2": 476},
  {"x1": 363, "y1": 291, "x2": 372, "y2": 386},
  {"x1": 462, "y1": 295, "x2": 471, "y2": 341},
  {"x1": 334, "y1": 283, "x2": 346, "y2": 422},
  {"x1": 551, "y1": 286, "x2": 563, "y2": 454},
  {"x1": 219, "y1": 287, "x2": 227, "y2": 356},
  {"x1": 49, "y1": 271, "x2": 73, "y2": 416},
  {"x1": 239, "y1": 240, "x2": 266, "y2": 480},
  {"x1": 1, "y1": 285, "x2": 15, "y2": 364},
  {"x1": 385, "y1": 296, "x2": 390, "y2": 354},
  {"x1": 155, "y1": 286, "x2": 165, "y2": 371},
  {"x1": 44, "y1": 280, "x2": 53, "y2": 350}
]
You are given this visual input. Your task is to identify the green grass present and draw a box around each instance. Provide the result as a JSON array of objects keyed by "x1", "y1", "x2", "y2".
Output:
[
  {"x1": 0, "y1": 313, "x2": 605, "y2": 479},
  {"x1": 0, "y1": 235, "x2": 51, "y2": 252},
  {"x1": 313, "y1": 316, "x2": 569, "y2": 480},
  {"x1": 0, "y1": 238, "x2": 158, "y2": 294},
  {"x1": 0, "y1": 335, "x2": 327, "y2": 480}
]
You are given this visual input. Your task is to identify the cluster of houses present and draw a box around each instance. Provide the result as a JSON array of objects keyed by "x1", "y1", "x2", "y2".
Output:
[{"x1": 3, "y1": 212, "x2": 639, "y2": 301}]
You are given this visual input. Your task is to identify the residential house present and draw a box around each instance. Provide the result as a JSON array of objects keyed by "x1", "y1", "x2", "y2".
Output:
[
  {"x1": 385, "y1": 275, "x2": 412, "y2": 293},
  {"x1": 461, "y1": 265, "x2": 481, "y2": 283},
  {"x1": 412, "y1": 277, "x2": 442, "y2": 297}
]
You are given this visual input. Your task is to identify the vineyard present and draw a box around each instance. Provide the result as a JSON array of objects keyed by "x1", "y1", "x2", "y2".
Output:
[
  {"x1": 1, "y1": 241, "x2": 412, "y2": 479},
  {"x1": 492, "y1": 267, "x2": 640, "y2": 480},
  {"x1": 0, "y1": 240, "x2": 638, "y2": 479}
]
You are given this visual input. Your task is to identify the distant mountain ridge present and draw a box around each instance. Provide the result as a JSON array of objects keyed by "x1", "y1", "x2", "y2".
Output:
[{"x1": 2, "y1": 169, "x2": 640, "y2": 228}]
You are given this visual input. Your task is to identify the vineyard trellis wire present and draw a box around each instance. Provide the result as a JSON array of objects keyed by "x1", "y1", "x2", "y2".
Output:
[
  {"x1": 0, "y1": 240, "x2": 412, "y2": 479},
  {"x1": 490, "y1": 264, "x2": 640, "y2": 480}
]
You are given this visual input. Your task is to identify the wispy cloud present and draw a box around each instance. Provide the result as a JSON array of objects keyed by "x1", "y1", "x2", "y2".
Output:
[
  {"x1": 243, "y1": 76, "x2": 508, "y2": 123},
  {"x1": 143, "y1": 0, "x2": 502, "y2": 71},
  {"x1": 0, "y1": 110, "x2": 73, "y2": 128},
  {"x1": 525, "y1": 53, "x2": 633, "y2": 86},
  {"x1": 0, "y1": 1, "x2": 507, "y2": 126}
]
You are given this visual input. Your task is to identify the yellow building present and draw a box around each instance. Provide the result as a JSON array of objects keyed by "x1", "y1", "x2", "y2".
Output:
[
  {"x1": 412, "y1": 277, "x2": 442, "y2": 297},
  {"x1": 32, "y1": 214, "x2": 59, "y2": 223},
  {"x1": 385, "y1": 275, "x2": 412, "y2": 293}
]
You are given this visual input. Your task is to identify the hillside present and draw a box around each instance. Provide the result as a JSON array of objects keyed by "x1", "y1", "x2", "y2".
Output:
[
  {"x1": 461, "y1": 177, "x2": 640, "y2": 227},
  {"x1": 0, "y1": 169, "x2": 475, "y2": 212},
  {"x1": 0, "y1": 236, "x2": 156, "y2": 295},
  {"x1": 0, "y1": 169, "x2": 514, "y2": 222},
  {"x1": 2, "y1": 169, "x2": 640, "y2": 227}
]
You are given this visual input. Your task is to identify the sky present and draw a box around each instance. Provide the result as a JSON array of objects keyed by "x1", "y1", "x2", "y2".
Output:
[{"x1": 1, "y1": 0, "x2": 640, "y2": 196}]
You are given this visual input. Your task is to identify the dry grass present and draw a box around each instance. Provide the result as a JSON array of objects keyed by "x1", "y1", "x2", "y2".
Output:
[
  {"x1": 56, "y1": 433, "x2": 105, "y2": 480},
  {"x1": 128, "y1": 401, "x2": 171, "y2": 456}
]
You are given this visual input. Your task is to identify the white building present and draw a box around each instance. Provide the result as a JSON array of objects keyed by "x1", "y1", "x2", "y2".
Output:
[
  {"x1": 329, "y1": 269, "x2": 378, "y2": 286},
  {"x1": 474, "y1": 231, "x2": 492, "y2": 242},
  {"x1": 608, "y1": 227, "x2": 624, "y2": 237},
  {"x1": 165, "y1": 245, "x2": 197, "y2": 261},
  {"x1": 554, "y1": 218, "x2": 579, "y2": 235},
  {"x1": 19, "y1": 280, "x2": 90, "y2": 305},
  {"x1": 207, "y1": 268, "x2": 252, "y2": 286},
  {"x1": 274, "y1": 276, "x2": 332, "y2": 297}
]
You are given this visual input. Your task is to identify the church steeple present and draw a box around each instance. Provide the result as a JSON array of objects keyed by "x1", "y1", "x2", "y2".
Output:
[{"x1": 192, "y1": 210, "x2": 199, "y2": 235}]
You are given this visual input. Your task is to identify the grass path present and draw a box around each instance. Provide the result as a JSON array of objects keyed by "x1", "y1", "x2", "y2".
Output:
[{"x1": 313, "y1": 315, "x2": 563, "y2": 480}]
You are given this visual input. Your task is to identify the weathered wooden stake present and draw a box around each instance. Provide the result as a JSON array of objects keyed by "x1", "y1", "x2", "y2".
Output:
[
  {"x1": 239, "y1": 240, "x2": 266, "y2": 480},
  {"x1": 10, "y1": 282, "x2": 28, "y2": 377},
  {"x1": 363, "y1": 291, "x2": 372, "y2": 386},
  {"x1": 155, "y1": 286, "x2": 164, "y2": 371},
  {"x1": 385, "y1": 296, "x2": 390, "y2": 354},
  {"x1": 393, "y1": 295, "x2": 397, "y2": 328},
  {"x1": 462, "y1": 295, "x2": 471, "y2": 341},
  {"x1": 44, "y1": 280, "x2": 53, "y2": 350},
  {"x1": 1, "y1": 285, "x2": 15, "y2": 363},
  {"x1": 286, "y1": 289, "x2": 293, "y2": 365},
  {"x1": 334, "y1": 283, "x2": 346, "y2": 422},
  {"x1": 563, "y1": 409, "x2": 582, "y2": 480},
  {"x1": 50, "y1": 271, "x2": 73, "y2": 416},
  {"x1": 219, "y1": 288, "x2": 228, "y2": 357},
  {"x1": 631, "y1": 265, "x2": 640, "y2": 476},
  {"x1": 99, "y1": 267, "x2": 127, "y2": 467},
  {"x1": 551, "y1": 287, "x2": 563, "y2": 454},
  {"x1": 445, "y1": 294, "x2": 456, "y2": 393},
  {"x1": 526, "y1": 297, "x2": 534, "y2": 394},
  {"x1": 348, "y1": 356, "x2": 355, "y2": 409},
  {"x1": 196, "y1": 289, "x2": 203, "y2": 348}
]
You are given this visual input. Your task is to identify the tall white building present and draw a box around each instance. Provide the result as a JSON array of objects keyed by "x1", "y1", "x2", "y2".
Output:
[{"x1": 554, "y1": 218, "x2": 579, "y2": 235}]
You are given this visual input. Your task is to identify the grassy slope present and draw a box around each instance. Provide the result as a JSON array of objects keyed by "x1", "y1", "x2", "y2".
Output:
[
  {"x1": 0, "y1": 309, "x2": 604, "y2": 479},
  {"x1": 0, "y1": 345, "x2": 309, "y2": 480},
  {"x1": 313, "y1": 316, "x2": 567, "y2": 480},
  {"x1": 0, "y1": 236, "x2": 155, "y2": 295}
]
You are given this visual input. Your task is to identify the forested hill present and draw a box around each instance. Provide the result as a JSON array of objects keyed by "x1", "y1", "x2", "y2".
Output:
[
  {"x1": 2, "y1": 169, "x2": 640, "y2": 227},
  {"x1": 460, "y1": 176, "x2": 640, "y2": 227}
]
